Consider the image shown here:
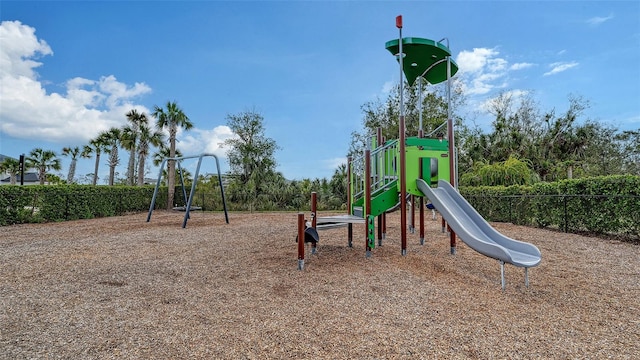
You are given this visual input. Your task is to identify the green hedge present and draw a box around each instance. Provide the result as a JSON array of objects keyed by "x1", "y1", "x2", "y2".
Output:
[
  {"x1": 460, "y1": 175, "x2": 640, "y2": 240},
  {"x1": 0, "y1": 185, "x2": 167, "y2": 226}
]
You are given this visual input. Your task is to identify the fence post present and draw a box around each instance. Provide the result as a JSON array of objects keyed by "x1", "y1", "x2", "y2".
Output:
[{"x1": 563, "y1": 195, "x2": 568, "y2": 233}]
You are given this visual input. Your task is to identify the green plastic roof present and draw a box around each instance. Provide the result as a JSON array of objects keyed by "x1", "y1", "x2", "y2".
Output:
[{"x1": 385, "y1": 37, "x2": 458, "y2": 86}]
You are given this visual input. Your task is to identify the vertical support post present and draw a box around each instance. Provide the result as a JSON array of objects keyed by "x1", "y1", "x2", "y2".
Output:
[
  {"x1": 311, "y1": 192, "x2": 317, "y2": 255},
  {"x1": 524, "y1": 267, "x2": 529, "y2": 288},
  {"x1": 147, "y1": 159, "x2": 168, "y2": 222},
  {"x1": 377, "y1": 128, "x2": 383, "y2": 247},
  {"x1": 447, "y1": 116, "x2": 457, "y2": 254},
  {"x1": 297, "y1": 213, "x2": 305, "y2": 270},
  {"x1": 347, "y1": 156, "x2": 352, "y2": 215},
  {"x1": 500, "y1": 261, "x2": 506, "y2": 291},
  {"x1": 410, "y1": 195, "x2": 415, "y2": 233},
  {"x1": 445, "y1": 54, "x2": 458, "y2": 254},
  {"x1": 364, "y1": 149, "x2": 372, "y2": 257},
  {"x1": 19, "y1": 154, "x2": 25, "y2": 186},
  {"x1": 396, "y1": 15, "x2": 407, "y2": 257},
  {"x1": 348, "y1": 223, "x2": 353, "y2": 248},
  {"x1": 418, "y1": 129, "x2": 425, "y2": 245}
]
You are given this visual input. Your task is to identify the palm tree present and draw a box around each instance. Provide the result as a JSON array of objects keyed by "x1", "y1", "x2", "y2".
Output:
[
  {"x1": 27, "y1": 148, "x2": 61, "y2": 185},
  {"x1": 152, "y1": 146, "x2": 182, "y2": 186},
  {"x1": 61, "y1": 146, "x2": 81, "y2": 183},
  {"x1": 100, "y1": 127, "x2": 122, "y2": 186},
  {"x1": 152, "y1": 101, "x2": 193, "y2": 209},
  {"x1": 137, "y1": 123, "x2": 164, "y2": 185},
  {"x1": 0, "y1": 157, "x2": 21, "y2": 185},
  {"x1": 86, "y1": 134, "x2": 109, "y2": 185},
  {"x1": 123, "y1": 109, "x2": 149, "y2": 185}
]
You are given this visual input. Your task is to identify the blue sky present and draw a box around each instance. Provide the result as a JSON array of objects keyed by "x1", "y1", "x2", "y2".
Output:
[{"x1": 1, "y1": 1, "x2": 639, "y2": 183}]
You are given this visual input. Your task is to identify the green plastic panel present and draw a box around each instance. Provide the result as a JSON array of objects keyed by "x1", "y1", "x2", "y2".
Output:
[
  {"x1": 385, "y1": 37, "x2": 459, "y2": 86},
  {"x1": 369, "y1": 181, "x2": 399, "y2": 217},
  {"x1": 404, "y1": 146, "x2": 450, "y2": 196}
]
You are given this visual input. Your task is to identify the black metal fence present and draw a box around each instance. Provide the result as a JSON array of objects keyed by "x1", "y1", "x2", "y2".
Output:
[{"x1": 463, "y1": 194, "x2": 640, "y2": 240}]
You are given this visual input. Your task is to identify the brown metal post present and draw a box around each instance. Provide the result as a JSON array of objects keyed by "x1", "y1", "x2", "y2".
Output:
[
  {"x1": 447, "y1": 117, "x2": 457, "y2": 254},
  {"x1": 311, "y1": 192, "x2": 317, "y2": 254},
  {"x1": 376, "y1": 127, "x2": 383, "y2": 246},
  {"x1": 297, "y1": 213, "x2": 305, "y2": 270},
  {"x1": 365, "y1": 149, "x2": 372, "y2": 257},
  {"x1": 397, "y1": 16, "x2": 407, "y2": 256},
  {"x1": 410, "y1": 195, "x2": 415, "y2": 234},
  {"x1": 347, "y1": 156, "x2": 352, "y2": 215},
  {"x1": 399, "y1": 119, "x2": 407, "y2": 256}
]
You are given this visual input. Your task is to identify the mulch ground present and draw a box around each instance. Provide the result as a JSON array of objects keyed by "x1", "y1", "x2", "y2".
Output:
[{"x1": 1, "y1": 210, "x2": 638, "y2": 359}]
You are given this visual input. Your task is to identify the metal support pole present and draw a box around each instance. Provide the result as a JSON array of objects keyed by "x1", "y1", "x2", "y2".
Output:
[
  {"x1": 500, "y1": 261, "x2": 506, "y2": 291},
  {"x1": 409, "y1": 195, "x2": 415, "y2": 234},
  {"x1": 311, "y1": 192, "x2": 317, "y2": 255},
  {"x1": 348, "y1": 223, "x2": 353, "y2": 248},
  {"x1": 397, "y1": 15, "x2": 407, "y2": 257},
  {"x1": 525, "y1": 267, "x2": 529, "y2": 288},
  {"x1": 377, "y1": 128, "x2": 383, "y2": 247},
  {"x1": 365, "y1": 149, "x2": 372, "y2": 258},
  {"x1": 297, "y1": 213, "x2": 305, "y2": 270}
]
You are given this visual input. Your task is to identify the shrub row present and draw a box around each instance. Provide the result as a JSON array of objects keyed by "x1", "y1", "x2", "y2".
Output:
[
  {"x1": 0, "y1": 185, "x2": 167, "y2": 226},
  {"x1": 460, "y1": 175, "x2": 640, "y2": 239}
]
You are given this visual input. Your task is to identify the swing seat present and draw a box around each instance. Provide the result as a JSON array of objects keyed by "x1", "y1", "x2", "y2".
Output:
[{"x1": 172, "y1": 206, "x2": 202, "y2": 212}]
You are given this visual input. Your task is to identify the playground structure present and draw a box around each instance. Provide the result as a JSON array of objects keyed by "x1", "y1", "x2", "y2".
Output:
[
  {"x1": 147, "y1": 153, "x2": 229, "y2": 228},
  {"x1": 297, "y1": 16, "x2": 541, "y2": 290}
]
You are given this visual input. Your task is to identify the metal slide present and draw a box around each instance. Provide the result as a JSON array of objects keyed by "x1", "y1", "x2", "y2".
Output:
[{"x1": 416, "y1": 179, "x2": 541, "y2": 288}]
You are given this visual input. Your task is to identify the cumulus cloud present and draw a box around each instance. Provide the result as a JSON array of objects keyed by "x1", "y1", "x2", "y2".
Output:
[
  {"x1": 455, "y1": 48, "x2": 518, "y2": 95},
  {"x1": 586, "y1": 13, "x2": 614, "y2": 26},
  {"x1": 543, "y1": 61, "x2": 579, "y2": 76},
  {"x1": 176, "y1": 125, "x2": 236, "y2": 158},
  {"x1": 0, "y1": 20, "x2": 152, "y2": 145}
]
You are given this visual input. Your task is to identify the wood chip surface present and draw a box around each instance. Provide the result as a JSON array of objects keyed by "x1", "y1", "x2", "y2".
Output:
[{"x1": 1, "y1": 211, "x2": 638, "y2": 359}]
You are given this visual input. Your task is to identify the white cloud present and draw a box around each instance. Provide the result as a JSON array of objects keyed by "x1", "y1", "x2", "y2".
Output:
[
  {"x1": 0, "y1": 20, "x2": 152, "y2": 146},
  {"x1": 455, "y1": 48, "x2": 516, "y2": 95},
  {"x1": 543, "y1": 61, "x2": 579, "y2": 76},
  {"x1": 510, "y1": 62, "x2": 535, "y2": 71},
  {"x1": 586, "y1": 13, "x2": 614, "y2": 26},
  {"x1": 176, "y1": 125, "x2": 236, "y2": 158},
  {"x1": 322, "y1": 157, "x2": 347, "y2": 172},
  {"x1": 478, "y1": 89, "x2": 530, "y2": 113}
]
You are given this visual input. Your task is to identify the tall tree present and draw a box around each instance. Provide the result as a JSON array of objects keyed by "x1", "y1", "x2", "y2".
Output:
[
  {"x1": 61, "y1": 146, "x2": 81, "y2": 183},
  {"x1": 86, "y1": 134, "x2": 109, "y2": 185},
  {"x1": 223, "y1": 110, "x2": 279, "y2": 184},
  {"x1": 137, "y1": 123, "x2": 164, "y2": 186},
  {"x1": 99, "y1": 127, "x2": 122, "y2": 186},
  {"x1": 152, "y1": 101, "x2": 193, "y2": 209},
  {"x1": 27, "y1": 148, "x2": 61, "y2": 185},
  {"x1": 350, "y1": 80, "x2": 464, "y2": 158},
  {"x1": 152, "y1": 146, "x2": 183, "y2": 186},
  {"x1": 0, "y1": 157, "x2": 21, "y2": 185},
  {"x1": 122, "y1": 109, "x2": 148, "y2": 185}
]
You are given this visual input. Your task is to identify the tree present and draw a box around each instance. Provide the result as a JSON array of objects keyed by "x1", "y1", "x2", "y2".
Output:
[
  {"x1": 85, "y1": 134, "x2": 109, "y2": 185},
  {"x1": 617, "y1": 130, "x2": 640, "y2": 175},
  {"x1": 152, "y1": 146, "x2": 183, "y2": 186},
  {"x1": 27, "y1": 148, "x2": 61, "y2": 185},
  {"x1": 350, "y1": 80, "x2": 464, "y2": 158},
  {"x1": 122, "y1": 109, "x2": 148, "y2": 186},
  {"x1": 222, "y1": 110, "x2": 280, "y2": 212},
  {"x1": 223, "y1": 110, "x2": 279, "y2": 184},
  {"x1": 137, "y1": 123, "x2": 164, "y2": 186},
  {"x1": 61, "y1": 146, "x2": 81, "y2": 183},
  {"x1": 99, "y1": 127, "x2": 122, "y2": 186},
  {"x1": 0, "y1": 157, "x2": 21, "y2": 185},
  {"x1": 152, "y1": 101, "x2": 193, "y2": 209}
]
